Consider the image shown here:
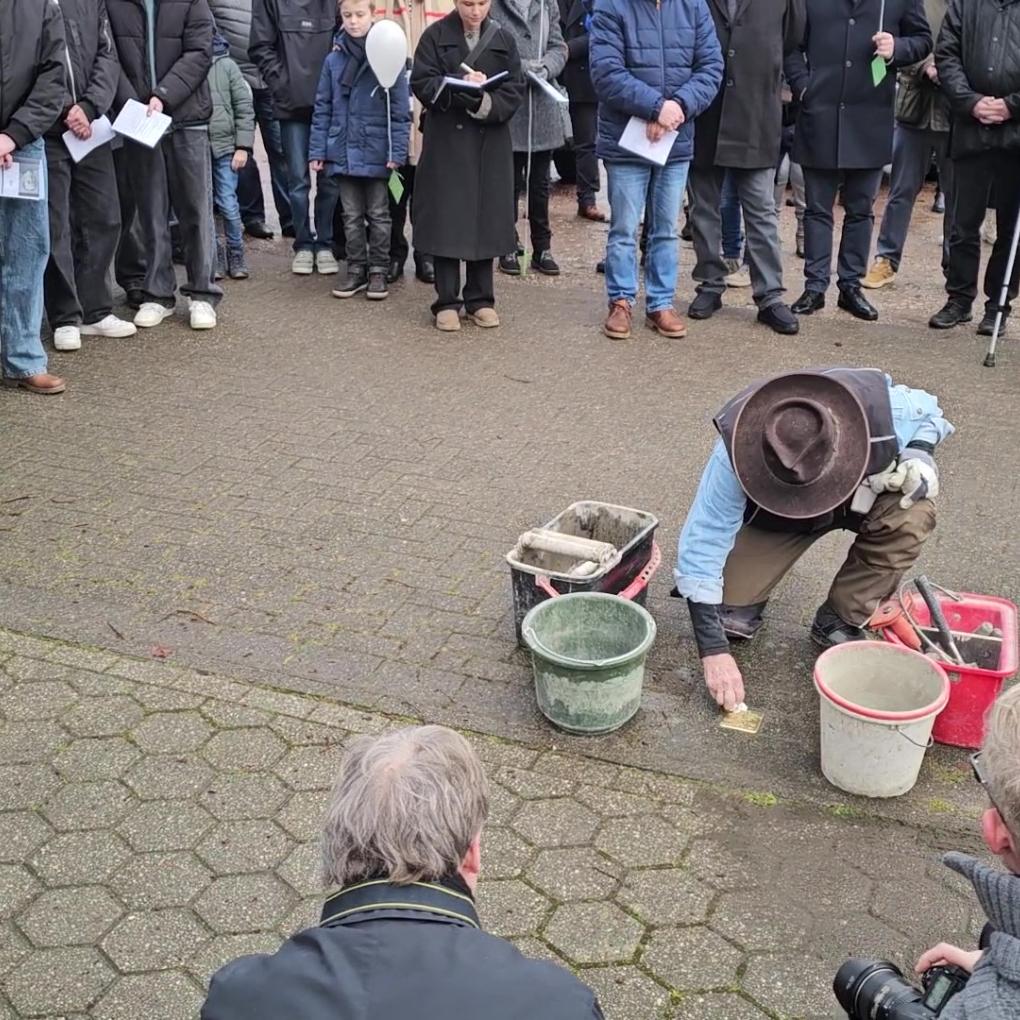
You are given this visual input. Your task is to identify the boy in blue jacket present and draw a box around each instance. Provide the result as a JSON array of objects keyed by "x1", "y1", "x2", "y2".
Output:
[{"x1": 310, "y1": 0, "x2": 411, "y2": 301}]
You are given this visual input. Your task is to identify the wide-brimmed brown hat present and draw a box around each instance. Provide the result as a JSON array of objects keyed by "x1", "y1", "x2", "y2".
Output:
[{"x1": 731, "y1": 372, "x2": 871, "y2": 519}]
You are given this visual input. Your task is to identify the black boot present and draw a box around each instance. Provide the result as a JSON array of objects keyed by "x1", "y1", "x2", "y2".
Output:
[
  {"x1": 331, "y1": 265, "x2": 368, "y2": 298},
  {"x1": 227, "y1": 246, "x2": 249, "y2": 280},
  {"x1": 244, "y1": 219, "x2": 274, "y2": 240},
  {"x1": 388, "y1": 257, "x2": 405, "y2": 284},
  {"x1": 978, "y1": 307, "x2": 1010, "y2": 336},
  {"x1": 688, "y1": 291, "x2": 722, "y2": 320},
  {"x1": 928, "y1": 300, "x2": 972, "y2": 330},
  {"x1": 415, "y1": 255, "x2": 435, "y2": 284},
  {"x1": 810, "y1": 602, "x2": 868, "y2": 649}
]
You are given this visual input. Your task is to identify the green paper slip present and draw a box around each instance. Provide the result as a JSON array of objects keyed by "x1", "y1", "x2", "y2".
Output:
[
  {"x1": 519, "y1": 249, "x2": 531, "y2": 276},
  {"x1": 388, "y1": 170, "x2": 405, "y2": 203},
  {"x1": 871, "y1": 55, "x2": 888, "y2": 87}
]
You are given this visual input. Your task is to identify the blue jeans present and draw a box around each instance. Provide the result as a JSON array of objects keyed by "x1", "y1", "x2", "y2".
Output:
[
  {"x1": 605, "y1": 159, "x2": 689, "y2": 313},
  {"x1": 279, "y1": 118, "x2": 340, "y2": 253},
  {"x1": 211, "y1": 154, "x2": 243, "y2": 253},
  {"x1": 0, "y1": 138, "x2": 49, "y2": 378},
  {"x1": 721, "y1": 169, "x2": 744, "y2": 261}
]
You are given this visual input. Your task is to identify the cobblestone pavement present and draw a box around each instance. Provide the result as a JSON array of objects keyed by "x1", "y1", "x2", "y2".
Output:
[{"x1": 0, "y1": 630, "x2": 986, "y2": 1020}]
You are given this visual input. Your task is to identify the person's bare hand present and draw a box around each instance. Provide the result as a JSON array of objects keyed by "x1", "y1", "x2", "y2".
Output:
[
  {"x1": 658, "y1": 98, "x2": 684, "y2": 130},
  {"x1": 386, "y1": 161, "x2": 398, "y2": 169},
  {"x1": 231, "y1": 149, "x2": 248, "y2": 171},
  {"x1": 702, "y1": 653, "x2": 745, "y2": 712},
  {"x1": 465, "y1": 70, "x2": 486, "y2": 84},
  {"x1": 973, "y1": 96, "x2": 1009, "y2": 124},
  {"x1": 0, "y1": 133, "x2": 16, "y2": 168},
  {"x1": 987, "y1": 97, "x2": 1012, "y2": 121},
  {"x1": 309, "y1": 159, "x2": 324, "y2": 173},
  {"x1": 916, "y1": 943, "x2": 983, "y2": 976},
  {"x1": 873, "y1": 31, "x2": 895, "y2": 60},
  {"x1": 147, "y1": 96, "x2": 164, "y2": 116},
  {"x1": 924, "y1": 62, "x2": 939, "y2": 83},
  {"x1": 65, "y1": 104, "x2": 92, "y2": 139},
  {"x1": 646, "y1": 120, "x2": 667, "y2": 142}
]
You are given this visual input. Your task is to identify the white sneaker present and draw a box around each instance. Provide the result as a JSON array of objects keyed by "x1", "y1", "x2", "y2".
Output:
[
  {"x1": 134, "y1": 302, "x2": 174, "y2": 328},
  {"x1": 53, "y1": 326, "x2": 81, "y2": 351},
  {"x1": 81, "y1": 314, "x2": 137, "y2": 338},
  {"x1": 292, "y1": 250, "x2": 315, "y2": 275},
  {"x1": 189, "y1": 300, "x2": 217, "y2": 330},
  {"x1": 725, "y1": 265, "x2": 752, "y2": 288},
  {"x1": 315, "y1": 250, "x2": 340, "y2": 275}
]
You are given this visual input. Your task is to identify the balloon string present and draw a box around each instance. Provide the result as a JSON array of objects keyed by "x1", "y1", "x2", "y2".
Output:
[{"x1": 386, "y1": 88, "x2": 393, "y2": 165}]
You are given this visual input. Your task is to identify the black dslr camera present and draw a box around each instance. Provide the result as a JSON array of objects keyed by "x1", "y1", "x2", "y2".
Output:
[{"x1": 834, "y1": 958, "x2": 969, "y2": 1018}]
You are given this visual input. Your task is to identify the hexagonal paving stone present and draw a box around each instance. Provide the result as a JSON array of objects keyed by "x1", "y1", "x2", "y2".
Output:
[
  {"x1": 642, "y1": 927, "x2": 744, "y2": 991},
  {"x1": 617, "y1": 867, "x2": 714, "y2": 926},
  {"x1": 54, "y1": 738, "x2": 141, "y2": 781},
  {"x1": 195, "y1": 874, "x2": 296, "y2": 933},
  {"x1": 527, "y1": 847, "x2": 619, "y2": 901},
  {"x1": 673, "y1": 993, "x2": 769, "y2": 1019},
  {"x1": 741, "y1": 954, "x2": 838, "y2": 1017},
  {"x1": 273, "y1": 745, "x2": 342, "y2": 791},
  {"x1": 60, "y1": 696, "x2": 144, "y2": 738},
  {"x1": 200, "y1": 774, "x2": 290, "y2": 820},
  {"x1": 203, "y1": 728, "x2": 287, "y2": 772},
  {"x1": 684, "y1": 839, "x2": 761, "y2": 892},
  {"x1": 42, "y1": 780, "x2": 135, "y2": 831},
  {"x1": 17, "y1": 887, "x2": 123, "y2": 948},
  {"x1": 6, "y1": 947, "x2": 116, "y2": 1015},
  {"x1": 0, "y1": 865, "x2": 39, "y2": 917},
  {"x1": 871, "y1": 877, "x2": 972, "y2": 945},
  {"x1": 594, "y1": 815, "x2": 688, "y2": 867},
  {"x1": 583, "y1": 964, "x2": 672, "y2": 1020},
  {"x1": 30, "y1": 830, "x2": 132, "y2": 885},
  {"x1": 0, "y1": 763, "x2": 61, "y2": 810},
  {"x1": 0, "y1": 719, "x2": 68, "y2": 764},
  {"x1": 487, "y1": 782, "x2": 522, "y2": 826},
  {"x1": 574, "y1": 784, "x2": 657, "y2": 818},
  {"x1": 196, "y1": 820, "x2": 294, "y2": 875},
  {"x1": 118, "y1": 800, "x2": 215, "y2": 852},
  {"x1": 124, "y1": 757, "x2": 214, "y2": 801},
  {"x1": 544, "y1": 901, "x2": 644, "y2": 965},
  {"x1": 111, "y1": 852, "x2": 214, "y2": 910},
  {"x1": 130, "y1": 711, "x2": 213, "y2": 754},
  {"x1": 276, "y1": 842, "x2": 321, "y2": 896},
  {"x1": 279, "y1": 896, "x2": 321, "y2": 936},
  {"x1": 497, "y1": 767, "x2": 577, "y2": 799},
  {"x1": 482, "y1": 826, "x2": 533, "y2": 879},
  {"x1": 188, "y1": 932, "x2": 283, "y2": 984},
  {"x1": 1, "y1": 812, "x2": 53, "y2": 863},
  {"x1": 711, "y1": 889, "x2": 813, "y2": 953},
  {"x1": 92, "y1": 971, "x2": 204, "y2": 1020},
  {"x1": 512, "y1": 799, "x2": 599, "y2": 848},
  {"x1": 103, "y1": 909, "x2": 211, "y2": 971},
  {"x1": 0, "y1": 681, "x2": 78, "y2": 720},
  {"x1": 477, "y1": 879, "x2": 551, "y2": 939},
  {"x1": 274, "y1": 789, "x2": 329, "y2": 840}
]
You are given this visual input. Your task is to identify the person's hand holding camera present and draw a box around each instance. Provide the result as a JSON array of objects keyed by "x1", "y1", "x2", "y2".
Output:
[{"x1": 916, "y1": 943, "x2": 983, "y2": 977}]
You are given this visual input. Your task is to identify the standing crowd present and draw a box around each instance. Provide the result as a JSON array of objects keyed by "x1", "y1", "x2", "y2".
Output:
[{"x1": 1, "y1": 0, "x2": 1019, "y2": 392}]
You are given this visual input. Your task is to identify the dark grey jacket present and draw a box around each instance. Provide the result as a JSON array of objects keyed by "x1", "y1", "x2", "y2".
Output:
[
  {"x1": 201, "y1": 881, "x2": 604, "y2": 1020},
  {"x1": 0, "y1": 0, "x2": 67, "y2": 149},
  {"x1": 209, "y1": 0, "x2": 262, "y2": 89}
]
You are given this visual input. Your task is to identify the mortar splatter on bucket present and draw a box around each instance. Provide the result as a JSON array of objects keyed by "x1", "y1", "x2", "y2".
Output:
[{"x1": 814, "y1": 642, "x2": 949, "y2": 798}]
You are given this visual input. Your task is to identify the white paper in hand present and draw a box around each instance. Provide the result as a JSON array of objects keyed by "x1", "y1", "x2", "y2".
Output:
[
  {"x1": 112, "y1": 99, "x2": 172, "y2": 148},
  {"x1": 527, "y1": 71, "x2": 569, "y2": 104},
  {"x1": 618, "y1": 116, "x2": 678, "y2": 166},
  {"x1": 62, "y1": 115, "x2": 116, "y2": 163}
]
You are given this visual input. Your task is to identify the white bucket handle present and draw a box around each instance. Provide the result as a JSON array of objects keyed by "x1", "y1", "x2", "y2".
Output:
[{"x1": 893, "y1": 726, "x2": 934, "y2": 750}]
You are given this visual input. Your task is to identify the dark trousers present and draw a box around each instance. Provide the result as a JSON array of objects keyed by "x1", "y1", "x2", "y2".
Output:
[
  {"x1": 44, "y1": 144, "x2": 120, "y2": 327},
  {"x1": 945, "y1": 149, "x2": 1020, "y2": 314},
  {"x1": 389, "y1": 163, "x2": 416, "y2": 265},
  {"x1": 802, "y1": 167, "x2": 884, "y2": 292},
  {"x1": 568, "y1": 101, "x2": 599, "y2": 208},
  {"x1": 512, "y1": 149, "x2": 553, "y2": 254},
  {"x1": 114, "y1": 143, "x2": 146, "y2": 295},
  {"x1": 338, "y1": 176, "x2": 390, "y2": 272},
  {"x1": 432, "y1": 257, "x2": 494, "y2": 315},
  {"x1": 237, "y1": 86, "x2": 292, "y2": 231},
  {"x1": 121, "y1": 127, "x2": 222, "y2": 307},
  {"x1": 279, "y1": 118, "x2": 340, "y2": 253}
]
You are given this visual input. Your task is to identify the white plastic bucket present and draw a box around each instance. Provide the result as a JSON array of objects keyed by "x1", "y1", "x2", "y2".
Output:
[{"x1": 814, "y1": 642, "x2": 950, "y2": 798}]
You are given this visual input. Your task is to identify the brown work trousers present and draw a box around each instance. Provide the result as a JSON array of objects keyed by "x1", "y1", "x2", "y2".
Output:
[{"x1": 721, "y1": 494, "x2": 936, "y2": 626}]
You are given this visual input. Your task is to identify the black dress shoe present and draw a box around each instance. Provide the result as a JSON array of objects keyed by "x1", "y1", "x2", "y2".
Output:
[
  {"x1": 281, "y1": 225, "x2": 296, "y2": 239},
  {"x1": 415, "y1": 256, "x2": 435, "y2": 285},
  {"x1": 758, "y1": 302, "x2": 800, "y2": 335},
  {"x1": 791, "y1": 290, "x2": 825, "y2": 315},
  {"x1": 688, "y1": 291, "x2": 722, "y2": 320},
  {"x1": 244, "y1": 219, "x2": 274, "y2": 240},
  {"x1": 534, "y1": 251, "x2": 560, "y2": 276},
  {"x1": 387, "y1": 258, "x2": 405, "y2": 284},
  {"x1": 810, "y1": 602, "x2": 867, "y2": 649},
  {"x1": 837, "y1": 286, "x2": 878, "y2": 321},
  {"x1": 499, "y1": 252, "x2": 521, "y2": 276},
  {"x1": 978, "y1": 309, "x2": 1009, "y2": 336},
  {"x1": 929, "y1": 300, "x2": 973, "y2": 329}
]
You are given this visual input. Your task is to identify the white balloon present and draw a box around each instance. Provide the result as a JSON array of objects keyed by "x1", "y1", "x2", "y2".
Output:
[{"x1": 366, "y1": 20, "x2": 409, "y2": 90}]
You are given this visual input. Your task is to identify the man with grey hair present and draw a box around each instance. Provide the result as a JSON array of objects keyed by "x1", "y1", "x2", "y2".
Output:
[{"x1": 202, "y1": 725, "x2": 603, "y2": 1019}]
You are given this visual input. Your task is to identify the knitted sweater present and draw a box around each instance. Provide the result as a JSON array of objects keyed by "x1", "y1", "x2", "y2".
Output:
[{"x1": 941, "y1": 852, "x2": 1020, "y2": 1020}]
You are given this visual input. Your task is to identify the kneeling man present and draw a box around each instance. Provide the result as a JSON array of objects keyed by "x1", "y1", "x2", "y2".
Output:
[{"x1": 675, "y1": 368, "x2": 954, "y2": 711}]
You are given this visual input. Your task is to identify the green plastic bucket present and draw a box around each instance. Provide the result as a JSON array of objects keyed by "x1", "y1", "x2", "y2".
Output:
[{"x1": 521, "y1": 592, "x2": 657, "y2": 735}]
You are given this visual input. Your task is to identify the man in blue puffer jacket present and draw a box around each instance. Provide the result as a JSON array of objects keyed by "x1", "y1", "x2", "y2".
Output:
[{"x1": 589, "y1": 0, "x2": 723, "y2": 341}]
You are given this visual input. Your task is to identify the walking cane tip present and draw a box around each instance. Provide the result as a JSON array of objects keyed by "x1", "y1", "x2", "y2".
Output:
[{"x1": 984, "y1": 353, "x2": 997, "y2": 368}]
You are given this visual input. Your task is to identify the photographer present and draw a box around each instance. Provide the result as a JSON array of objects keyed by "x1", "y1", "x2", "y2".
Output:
[{"x1": 914, "y1": 684, "x2": 1020, "y2": 1018}]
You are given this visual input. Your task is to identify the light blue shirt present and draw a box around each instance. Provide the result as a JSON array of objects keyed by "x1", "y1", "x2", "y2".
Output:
[{"x1": 674, "y1": 377, "x2": 955, "y2": 605}]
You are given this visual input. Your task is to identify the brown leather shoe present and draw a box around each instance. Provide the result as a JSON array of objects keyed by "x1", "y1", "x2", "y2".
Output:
[
  {"x1": 645, "y1": 307, "x2": 688, "y2": 338},
  {"x1": 603, "y1": 299, "x2": 632, "y2": 340},
  {"x1": 17, "y1": 372, "x2": 66, "y2": 395},
  {"x1": 578, "y1": 205, "x2": 607, "y2": 223}
]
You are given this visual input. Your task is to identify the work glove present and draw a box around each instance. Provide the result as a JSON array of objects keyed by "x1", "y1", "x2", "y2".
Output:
[
  {"x1": 865, "y1": 460, "x2": 902, "y2": 494},
  {"x1": 894, "y1": 449, "x2": 939, "y2": 509}
]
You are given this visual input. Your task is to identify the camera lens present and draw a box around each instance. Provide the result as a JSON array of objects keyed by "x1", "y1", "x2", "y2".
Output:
[{"x1": 834, "y1": 958, "x2": 930, "y2": 1019}]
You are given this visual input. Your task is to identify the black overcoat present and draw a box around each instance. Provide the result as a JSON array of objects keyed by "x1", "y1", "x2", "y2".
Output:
[
  {"x1": 694, "y1": 0, "x2": 806, "y2": 169},
  {"x1": 558, "y1": 0, "x2": 596, "y2": 104},
  {"x1": 784, "y1": 0, "x2": 932, "y2": 169},
  {"x1": 411, "y1": 12, "x2": 525, "y2": 262}
]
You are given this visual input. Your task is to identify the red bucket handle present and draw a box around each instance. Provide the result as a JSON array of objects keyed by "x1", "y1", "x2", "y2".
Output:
[{"x1": 534, "y1": 542, "x2": 661, "y2": 601}]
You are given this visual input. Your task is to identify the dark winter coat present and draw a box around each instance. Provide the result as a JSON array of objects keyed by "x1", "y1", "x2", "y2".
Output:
[
  {"x1": 249, "y1": 0, "x2": 336, "y2": 121},
  {"x1": 201, "y1": 881, "x2": 604, "y2": 1020},
  {"x1": 936, "y1": 0, "x2": 1020, "y2": 159},
  {"x1": 894, "y1": 0, "x2": 949, "y2": 131},
  {"x1": 693, "y1": 0, "x2": 806, "y2": 170},
  {"x1": 491, "y1": 0, "x2": 568, "y2": 153},
  {"x1": 208, "y1": 43, "x2": 255, "y2": 156},
  {"x1": 309, "y1": 32, "x2": 411, "y2": 178},
  {"x1": 784, "y1": 0, "x2": 932, "y2": 169},
  {"x1": 0, "y1": 0, "x2": 66, "y2": 149},
  {"x1": 558, "y1": 0, "x2": 596, "y2": 104},
  {"x1": 589, "y1": 0, "x2": 725, "y2": 165},
  {"x1": 209, "y1": 0, "x2": 262, "y2": 90},
  {"x1": 411, "y1": 11, "x2": 525, "y2": 260},
  {"x1": 106, "y1": 0, "x2": 214, "y2": 125}
]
